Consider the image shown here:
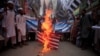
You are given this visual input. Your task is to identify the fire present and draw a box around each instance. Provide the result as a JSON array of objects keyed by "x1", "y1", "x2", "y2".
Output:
[{"x1": 41, "y1": 9, "x2": 53, "y2": 53}]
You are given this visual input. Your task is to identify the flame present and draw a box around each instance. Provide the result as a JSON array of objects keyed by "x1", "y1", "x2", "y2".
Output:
[{"x1": 41, "y1": 9, "x2": 53, "y2": 53}]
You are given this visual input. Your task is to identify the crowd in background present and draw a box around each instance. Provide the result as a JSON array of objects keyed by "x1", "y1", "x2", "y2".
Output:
[
  {"x1": 69, "y1": 7, "x2": 100, "y2": 54},
  {"x1": 0, "y1": 0, "x2": 99, "y2": 55}
]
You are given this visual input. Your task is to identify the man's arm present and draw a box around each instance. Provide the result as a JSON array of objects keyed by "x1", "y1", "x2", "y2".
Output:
[{"x1": 25, "y1": 15, "x2": 36, "y2": 20}]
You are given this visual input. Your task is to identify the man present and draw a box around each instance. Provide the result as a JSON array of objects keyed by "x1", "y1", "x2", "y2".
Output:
[
  {"x1": 93, "y1": 9, "x2": 100, "y2": 54},
  {"x1": 16, "y1": 8, "x2": 28, "y2": 47},
  {"x1": 70, "y1": 16, "x2": 80, "y2": 44},
  {"x1": 16, "y1": 7, "x2": 35, "y2": 46},
  {"x1": 3, "y1": 1, "x2": 16, "y2": 48},
  {"x1": 80, "y1": 9, "x2": 92, "y2": 50}
]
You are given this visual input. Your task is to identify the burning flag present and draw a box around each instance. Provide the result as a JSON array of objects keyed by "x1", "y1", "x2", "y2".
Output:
[
  {"x1": 37, "y1": 9, "x2": 61, "y2": 56},
  {"x1": 41, "y1": 9, "x2": 53, "y2": 52}
]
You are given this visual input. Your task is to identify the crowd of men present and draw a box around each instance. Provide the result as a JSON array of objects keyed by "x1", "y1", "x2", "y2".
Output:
[
  {"x1": 70, "y1": 8, "x2": 100, "y2": 51},
  {"x1": 0, "y1": 1, "x2": 99, "y2": 55},
  {"x1": 0, "y1": 1, "x2": 36, "y2": 49}
]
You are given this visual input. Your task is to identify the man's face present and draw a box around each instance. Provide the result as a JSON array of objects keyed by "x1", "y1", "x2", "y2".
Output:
[
  {"x1": 19, "y1": 10, "x2": 24, "y2": 14},
  {"x1": 7, "y1": 3, "x2": 14, "y2": 10}
]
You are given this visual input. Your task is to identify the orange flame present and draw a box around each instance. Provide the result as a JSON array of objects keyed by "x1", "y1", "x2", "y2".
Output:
[{"x1": 41, "y1": 9, "x2": 53, "y2": 53}]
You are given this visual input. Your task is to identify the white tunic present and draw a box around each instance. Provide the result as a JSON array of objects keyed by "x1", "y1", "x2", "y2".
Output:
[
  {"x1": 16, "y1": 14, "x2": 35, "y2": 36},
  {"x1": 16, "y1": 15, "x2": 26, "y2": 36},
  {"x1": 5, "y1": 10, "x2": 16, "y2": 38}
]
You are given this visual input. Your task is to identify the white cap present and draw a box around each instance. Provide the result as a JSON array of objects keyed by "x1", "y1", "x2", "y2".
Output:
[
  {"x1": 18, "y1": 8, "x2": 23, "y2": 10},
  {"x1": 8, "y1": 1, "x2": 14, "y2": 4}
]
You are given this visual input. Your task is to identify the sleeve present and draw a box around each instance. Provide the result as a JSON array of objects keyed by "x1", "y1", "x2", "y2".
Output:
[{"x1": 24, "y1": 15, "x2": 36, "y2": 20}]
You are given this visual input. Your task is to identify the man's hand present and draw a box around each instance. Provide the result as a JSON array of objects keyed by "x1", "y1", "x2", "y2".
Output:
[{"x1": 87, "y1": 26, "x2": 92, "y2": 30}]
